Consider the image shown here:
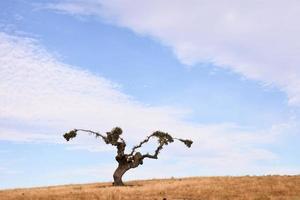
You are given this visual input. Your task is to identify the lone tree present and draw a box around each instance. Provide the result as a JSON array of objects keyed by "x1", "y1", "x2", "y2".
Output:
[{"x1": 63, "y1": 127, "x2": 193, "y2": 186}]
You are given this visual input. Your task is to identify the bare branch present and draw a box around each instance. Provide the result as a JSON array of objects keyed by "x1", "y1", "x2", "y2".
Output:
[
  {"x1": 129, "y1": 135, "x2": 152, "y2": 155},
  {"x1": 78, "y1": 129, "x2": 107, "y2": 140},
  {"x1": 130, "y1": 131, "x2": 174, "y2": 155},
  {"x1": 142, "y1": 143, "x2": 164, "y2": 159},
  {"x1": 63, "y1": 127, "x2": 127, "y2": 158},
  {"x1": 139, "y1": 131, "x2": 173, "y2": 160},
  {"x1": 63, "y1": 129, "x2": 106, "y2": 141},
  {"x1": 139, "y1": 131, "x2": 193, "y2": 160},
  {"x1": 174, "y1": 138, "x2": 193, "y2": 148}
]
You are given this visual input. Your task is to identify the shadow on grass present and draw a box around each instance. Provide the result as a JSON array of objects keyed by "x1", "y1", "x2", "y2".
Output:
[{"x1": 95, "y1": 184, "x2": 143, "y2": 188}]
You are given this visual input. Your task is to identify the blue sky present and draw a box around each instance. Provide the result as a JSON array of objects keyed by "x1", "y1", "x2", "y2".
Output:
[{"x1": 1, "y1": 0, "x2": 300, "y2": 189}]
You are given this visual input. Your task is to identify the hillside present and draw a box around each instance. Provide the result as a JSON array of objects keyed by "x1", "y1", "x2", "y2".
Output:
[{"x1": 1, "y1": 176, "x2": 300, "y2": 200}]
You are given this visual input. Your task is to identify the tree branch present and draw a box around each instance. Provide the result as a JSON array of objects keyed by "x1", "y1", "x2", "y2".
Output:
[
  {"x1": 63, "y1": 129, "x2": 106, "y2": 141},
  {"x1": 63, "y1": 128, "x2": 192, "y2": 164},
  {"x1": 136, "y1": 131, "x2": 169, "y2": 159},
  {"x1": 78, "y1": 129, "x2": 107, "y2": 140},
  {"x1": 137, "y1": 131, "x2": 193, "y2": 160},
  {"x1": 129, "y1": 135, "x2": 152, "y2": 155},
  {"x1": 63, "y1": 127, "x2": 127, "y2": 158},
  {"x1": 142, "y1": 143, "x2": 164, "y2": 159}
]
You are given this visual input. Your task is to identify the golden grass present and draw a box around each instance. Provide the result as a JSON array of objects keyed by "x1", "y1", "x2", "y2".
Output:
[{"x1": 1, "y1": 176, "x2": 300, "y2": 200}]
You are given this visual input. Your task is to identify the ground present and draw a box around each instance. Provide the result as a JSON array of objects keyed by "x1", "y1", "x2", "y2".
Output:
[{"x1": 1, "y1": 176, "x2": 300, "y2": 200}]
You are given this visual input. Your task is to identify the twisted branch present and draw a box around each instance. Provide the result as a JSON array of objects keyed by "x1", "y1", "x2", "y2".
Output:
[
  {"x1": 130, "y1": 131, "x2": 193, "y2": 160},
  {"x1": 63, "y1": 127, "x2": 126, "y2": 156},
  {"x1": 142, "y1": 142, "x2": 164, "y2": 159},
  {"x1": 63, "y1": 128, "x2": 192, "y2": 163},
  {"x1": 129, "y1": 135, "x2": 152, "y2": 155}
]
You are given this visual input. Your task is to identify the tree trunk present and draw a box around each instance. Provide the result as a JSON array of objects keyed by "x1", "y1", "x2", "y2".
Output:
[{"x1": 113, "y1": 163, "x2": 130, "y2": 186}]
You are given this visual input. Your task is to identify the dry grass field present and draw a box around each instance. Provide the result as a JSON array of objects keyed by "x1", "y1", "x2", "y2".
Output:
[{"x1": 1, "y1": 176, "x2": 300, "y2": 200}]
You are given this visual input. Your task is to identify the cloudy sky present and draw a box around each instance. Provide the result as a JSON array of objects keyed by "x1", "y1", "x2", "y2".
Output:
[{"x1": 1, "y1": 0, "x2": 300, "y2": 189}]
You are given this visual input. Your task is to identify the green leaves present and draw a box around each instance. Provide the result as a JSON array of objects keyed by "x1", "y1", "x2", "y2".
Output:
[{"x1": 63, "y1": 129, "x2": 78, "y2": 141}]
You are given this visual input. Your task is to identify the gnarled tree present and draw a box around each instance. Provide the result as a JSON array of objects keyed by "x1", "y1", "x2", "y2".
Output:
[{"x1": 63, "y1": 127, "x2": 193, "y2": 186}]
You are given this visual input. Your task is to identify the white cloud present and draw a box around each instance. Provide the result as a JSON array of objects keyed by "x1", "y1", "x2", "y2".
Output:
[
  {"x1": 44, "y1": 0, "x2": 102, "y2": 16},
  {"x1": 0, "y1": 31, "x2": 298, "y2": 177},
  {"x1": 0, "y1": 128, "x2": 57, "y2": 143},
  {"x1": 46, "y1": 0, "x2": 300, "y2": 106}
]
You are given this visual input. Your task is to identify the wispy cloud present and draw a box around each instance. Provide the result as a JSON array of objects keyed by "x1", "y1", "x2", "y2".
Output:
[
  {"x1": 42, "y1": 0, "x2": 102, "y2": 16},
  {"x1": 0, "y1": 129, "x2": 56, "y2": 143},
  {"x1": 0, "y1": 31, "x2": 297, "y2": 176},
  {"x1": 46, "y1": 0, "x2": 300, "y2": 106}
]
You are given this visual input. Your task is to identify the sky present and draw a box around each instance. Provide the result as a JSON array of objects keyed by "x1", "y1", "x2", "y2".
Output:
[{"x1": 1, "y1": 0, "x2": 300, "y2": 189}]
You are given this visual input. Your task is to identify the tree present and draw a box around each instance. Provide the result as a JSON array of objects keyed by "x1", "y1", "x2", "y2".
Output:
[{"x1": 63, "y1": 127, "x2": 193, "y2": 186}]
